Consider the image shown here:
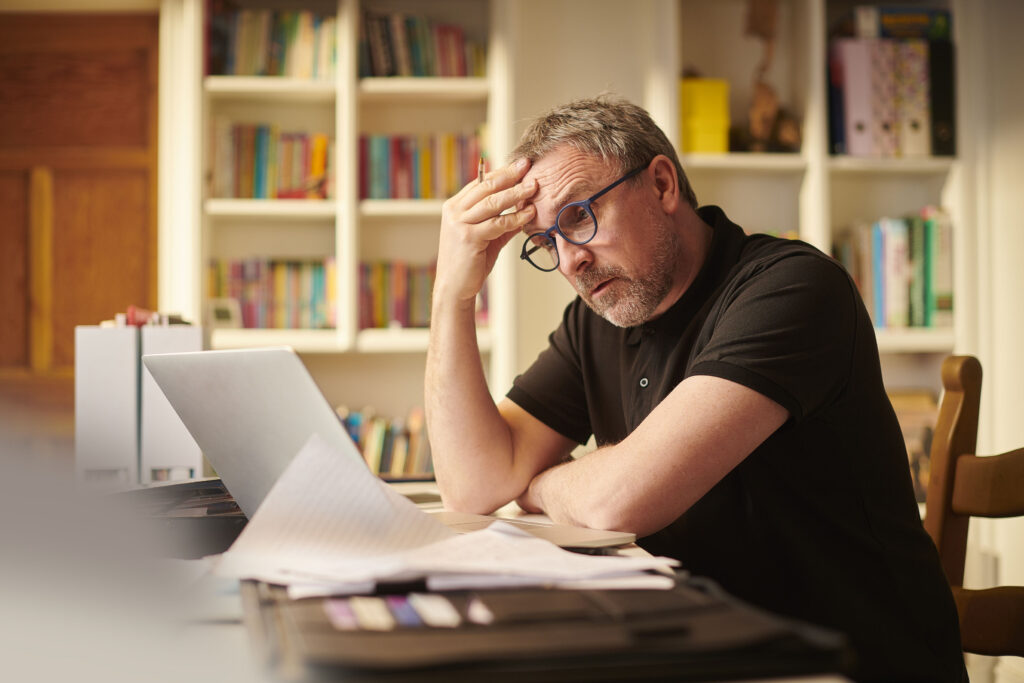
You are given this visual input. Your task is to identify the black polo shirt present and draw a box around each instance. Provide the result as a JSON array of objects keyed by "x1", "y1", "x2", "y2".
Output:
[{"x1": 508, "y1": 206, "x2": 966, "y2": 682}]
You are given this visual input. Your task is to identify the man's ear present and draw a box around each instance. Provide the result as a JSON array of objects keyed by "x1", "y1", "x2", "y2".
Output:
[{"x1": 649, "y1": 155, "x2": 679, "y2": 214}]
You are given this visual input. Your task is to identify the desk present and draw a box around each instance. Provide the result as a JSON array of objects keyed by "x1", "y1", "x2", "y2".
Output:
[{"x1": 154, "y1": 481, "x2": 851, "y2": 683}]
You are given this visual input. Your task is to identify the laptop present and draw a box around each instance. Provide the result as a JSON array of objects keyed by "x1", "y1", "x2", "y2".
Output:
[{"x1": 143, "y1": 347, "x2": 635, "y2": 550}]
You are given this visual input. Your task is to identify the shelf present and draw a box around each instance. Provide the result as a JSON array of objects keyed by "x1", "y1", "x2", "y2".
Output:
[
  {"x1": 681, "y1": 153, "x2": 807, "y2": 172},
  {"x1": 360, "y1": 199, "x2": 445, "y2": 218},
  {"x1": 358, "y1": 77, "x2": 489, "y2": 103},
  {"x1": 210, "y1": 328, "x2": 343, "y2": 352},
  {"x1": 356, "y1": 327, "x2": 492, "y2": 353},
  {"x1": 204, "y1": 76, "x2": 336, "y2": 102},
  {"x1": 828, "y1": 156, "x2": 956, "y2": 175},
  {"x1": 205, "y1": 198, "x2": 336, "y2": 219},
  {"x1": 875, "y1": 328, "x2": 955, "y2": 354}
]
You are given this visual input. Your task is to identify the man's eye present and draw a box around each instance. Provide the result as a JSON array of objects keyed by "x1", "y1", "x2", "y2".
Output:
[{"x1": 567, "y1": 207, "x2": 589, "y2": 225}]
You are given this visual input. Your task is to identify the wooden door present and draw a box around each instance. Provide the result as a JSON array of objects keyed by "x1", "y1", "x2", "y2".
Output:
[{"x1": 0, "y1": 13, "x2": 159, "y2": 375}]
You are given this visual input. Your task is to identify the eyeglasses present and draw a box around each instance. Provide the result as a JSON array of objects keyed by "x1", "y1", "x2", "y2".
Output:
[{"x1": 520, "y1": 165, "x2": 646, "y2": 272}]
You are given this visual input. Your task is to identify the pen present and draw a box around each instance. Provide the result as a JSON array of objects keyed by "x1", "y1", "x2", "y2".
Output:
[{"x1": 477, "y1": 156, "x2": 485, "y2": 184}]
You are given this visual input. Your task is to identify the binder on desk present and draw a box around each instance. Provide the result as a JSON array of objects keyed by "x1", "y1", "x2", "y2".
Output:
[
  {"x1": 241, "y1": 575, "x2": 851, "y2": 682},
  {"x1": 75, "y1": 326, "x2": 140, "y2": 486},
  {"x1": 74, "y1": 324, "x2": 205, "y2": 489}
]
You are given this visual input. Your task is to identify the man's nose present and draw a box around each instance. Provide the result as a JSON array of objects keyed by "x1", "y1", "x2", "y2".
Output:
[{"x1": 556, "y1": 235, "x2": 593, "y2": 276}]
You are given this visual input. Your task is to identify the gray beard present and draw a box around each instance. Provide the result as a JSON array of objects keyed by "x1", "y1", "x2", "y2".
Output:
[{"x1": 575, "y1": 233, "x2": 678, "y2": 328}]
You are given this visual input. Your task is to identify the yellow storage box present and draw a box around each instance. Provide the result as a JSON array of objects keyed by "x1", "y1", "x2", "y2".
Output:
[{"x1": 680, "y1": 78, "x2": 730, "y2": 153}]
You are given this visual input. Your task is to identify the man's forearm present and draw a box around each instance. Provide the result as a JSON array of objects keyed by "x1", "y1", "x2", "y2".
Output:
[
  {"x1": 523, "y1": 375, "x2": 790, "y2": 536},
  {"x1": 425, "y1": 295, "x2": 520, "y2": 513},
  {"x1": 424, "y1": 157, "x2": 539, "y2": 513}
]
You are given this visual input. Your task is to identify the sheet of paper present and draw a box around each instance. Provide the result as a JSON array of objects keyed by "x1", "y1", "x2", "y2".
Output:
[
  {"x1": 216, "y1": 434, "x2": 679, "y2": 593},
  {"x1": 394, "y1": 521, "x2": 675, "y2": 580},
  {"x1": 215, "y1": 433, "x2": 454, "y2": 578}
]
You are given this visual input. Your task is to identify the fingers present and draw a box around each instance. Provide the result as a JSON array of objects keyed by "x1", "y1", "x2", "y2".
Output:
[
  {"x1": 444, "y1": 157, "x2": 539, "y2": 240},
  {"x1": 460, "y1": 177, "x2": 538, "y2": 226},
  {"x1": 455, "y1": 156, "x2": 532, "y2": 204}
]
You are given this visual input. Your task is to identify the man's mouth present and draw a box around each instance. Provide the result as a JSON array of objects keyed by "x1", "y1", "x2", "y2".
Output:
[{"x1": 590, "y1": 278, "x2": 615, "y2": 297}]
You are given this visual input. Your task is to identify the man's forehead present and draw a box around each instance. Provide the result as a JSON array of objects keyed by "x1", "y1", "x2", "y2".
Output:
[{"x1": 524, "y1": 148, "x2": 615, "y2": 206}]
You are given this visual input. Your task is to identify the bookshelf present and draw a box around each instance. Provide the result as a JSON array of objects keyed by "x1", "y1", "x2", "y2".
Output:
[
  {"x1": 174, "y1": 0, "x2": 515, "y2": 423},
  {"x1": 643, "y1": 0, "x2": 969, "y2": 397}
]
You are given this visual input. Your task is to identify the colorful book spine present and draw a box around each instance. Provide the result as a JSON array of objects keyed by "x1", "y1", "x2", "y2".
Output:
[
  {"x1": 360, "y1": 10, "x2": 485, "y2": 78},
  {"x1": 208, "y1": 257, "x2": 337, "y2": 330},
  {"x1": 357, "y1": 131, "x2": 482, "y2": 200},
  {"x1": 209, "y1": 123, "x2": 332, "y2": 200},
  {"x1": 357, "y1": 261, "x2": 442, "y2": 330},
  {"x1": 334, "y1": 406, "x2": 432, "y2": 479},
  {"x1": 832, "y1": 207, "x2": 953, "y2": 329},
  {"x1": 208, "y1": 5, "x2": 336, "y2": 78}
]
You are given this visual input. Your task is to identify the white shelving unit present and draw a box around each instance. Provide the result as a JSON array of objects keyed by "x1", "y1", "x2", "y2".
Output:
[
  {"x1": 162, "y1": 0, "x2": 515, "y2": 417},
  {"x1": 644, "y1": 0, "x2": 966, "y2": 395}
]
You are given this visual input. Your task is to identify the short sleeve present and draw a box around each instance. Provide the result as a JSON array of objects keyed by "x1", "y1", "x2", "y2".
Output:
[
  {"x1": 689, "y1": 252, "x2": 860, "y2": 422},
  {"x1": 507, "y1": 301, "x2": 593, "y2": 444}
]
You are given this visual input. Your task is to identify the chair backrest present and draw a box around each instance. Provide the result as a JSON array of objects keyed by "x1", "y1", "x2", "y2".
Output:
[{"x1": 923, "y1": 355, "x2": 1024, "y2": 657}]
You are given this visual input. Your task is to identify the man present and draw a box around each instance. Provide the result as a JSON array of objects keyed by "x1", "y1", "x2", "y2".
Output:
[{"x1": 426, "y1": 96, "x2": 965, "y2": 682}]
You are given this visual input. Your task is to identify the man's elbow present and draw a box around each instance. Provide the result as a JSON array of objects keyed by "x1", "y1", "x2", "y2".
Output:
[
  {"x1": 437, "y1": 482, "x2": 508, "y2": 516},
  {"x1": 582, "y1": 498, "x2": 670, "y2": 538}
]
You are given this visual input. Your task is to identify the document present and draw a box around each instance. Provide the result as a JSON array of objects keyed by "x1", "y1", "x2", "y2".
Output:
[{"x1": 214, "y1": 434, "x2": 678, "y2": 593}]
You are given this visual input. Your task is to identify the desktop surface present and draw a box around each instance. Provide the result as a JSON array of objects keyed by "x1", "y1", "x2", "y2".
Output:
[{"x1": 124, "y1": 479, "x2": 852, "y2": 683}]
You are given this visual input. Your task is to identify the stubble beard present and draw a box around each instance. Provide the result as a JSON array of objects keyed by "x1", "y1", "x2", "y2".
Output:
[{"x1": 575, "y1": 225, "x2": 679, "y2": 328}]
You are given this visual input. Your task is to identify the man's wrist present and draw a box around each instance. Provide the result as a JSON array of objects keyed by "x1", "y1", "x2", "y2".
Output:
[{"x1": 431, "y1": 286, "x2": 480, "y2": 317}]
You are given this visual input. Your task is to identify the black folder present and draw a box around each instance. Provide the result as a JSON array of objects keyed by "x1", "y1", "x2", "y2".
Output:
[{"x1": 241, "y1": 575, "x2": 852, "y2": 682}]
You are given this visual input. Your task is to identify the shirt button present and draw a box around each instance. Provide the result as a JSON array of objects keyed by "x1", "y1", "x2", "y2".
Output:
[{"x1": 639, "y1": 377, "x2": 649, "y2": 388}]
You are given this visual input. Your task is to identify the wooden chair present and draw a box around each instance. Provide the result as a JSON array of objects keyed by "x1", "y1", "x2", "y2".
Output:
[{"x1": 923, "y1": 355, "x2": 1024, "y2": 657}]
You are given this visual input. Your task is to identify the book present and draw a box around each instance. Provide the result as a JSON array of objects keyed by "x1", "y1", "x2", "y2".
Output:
[
  {"x1": 882, "y1": 217, "x2": 910, "y2": 328},
  {"x1": 889, "y1": 389, "x2": 939, "y2": 503},
  {"x1": 923, "y1": 206, "x2": 954, "y2": 327},
  {"x1": 851, "y1": 5, "x2": 952, "y2": 40},
  {"x1": 907, "y1": 214, "x2": 927, "y2": 327}
]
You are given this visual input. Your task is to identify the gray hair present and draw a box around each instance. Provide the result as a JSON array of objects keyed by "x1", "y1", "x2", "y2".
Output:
[{"x1": 511, "y1": 95, "x2": 698, "y2": 208}]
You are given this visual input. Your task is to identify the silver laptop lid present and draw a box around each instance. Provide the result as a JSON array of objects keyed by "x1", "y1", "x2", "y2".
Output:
[{"x1": 143, "y1": 347, "x2": 359, "y2": 519}]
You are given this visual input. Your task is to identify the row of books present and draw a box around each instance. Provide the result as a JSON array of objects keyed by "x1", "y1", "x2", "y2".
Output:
[
  {"x1": 359, "y1": 10, "x2": 486, "y2": 78},
  {"x1": 833, "y1": 206, "x2": 953, "y2": 329},
  {"x1": 359, "y1": 132, "x2": 484, "y2": 200},
  {"x1": 336, "y1": 405, "x2": 432, "y2": 479},
  {"x1": 890, "y1": 389, "x2": 939, "y2": 503},
  {"x1": 358, "y1": 261, "x2": 436, "y2": 330},
  {"x1": 210, "y1": 120, "x2": 334, "y2": 200},
  {"x1": 208, "y1": 257, "x2": 337, "y2": 330},
  {"x1": 207, "y1": 2, "x2": 336, "y2": 79},
  {"x1": 828, "y1": 7, "x2": 954, "y2": 157}
]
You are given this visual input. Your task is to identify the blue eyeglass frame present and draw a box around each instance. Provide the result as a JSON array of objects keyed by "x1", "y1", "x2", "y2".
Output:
[{"x1": 520, "y1": 165, "x2": 647, "y2": 272}]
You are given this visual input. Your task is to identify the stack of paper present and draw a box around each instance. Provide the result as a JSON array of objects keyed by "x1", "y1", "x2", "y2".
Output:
[{"x1": 213, "y1": 435, "x2": 678, "y2": 595}]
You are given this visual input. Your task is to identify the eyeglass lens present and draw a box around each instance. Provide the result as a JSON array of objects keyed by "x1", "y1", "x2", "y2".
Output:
[
  {"x1": 524, "y1": 233, "x2": 559, "y2": 271},
  {"x1": 523, "y1": 205, "x2": 597, "y2": 271}
]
